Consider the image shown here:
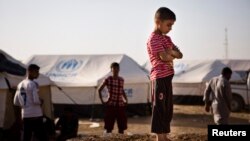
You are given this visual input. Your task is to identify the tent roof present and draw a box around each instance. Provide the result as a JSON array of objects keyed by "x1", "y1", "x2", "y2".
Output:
[
  {"x1": 25, "y1": 54, "x2": 149, "y2": 87},
  {"x1": 173, "y1": 60, "x2": 242, "y2": 83},
  {"x1": 0, "y1": 50, "x2": 26, "y2": 76},
  {"x1": 221, "y1": 59, "x2": 250, "y2": 71},
  {"x1": 0, "y1": 50, "x2": 51, "y2": 89}
]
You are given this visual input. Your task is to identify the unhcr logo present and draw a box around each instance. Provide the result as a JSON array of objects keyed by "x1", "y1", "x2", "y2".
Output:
[{"x1": 56, "y1": 59, "x2": 84, "y2": 73}]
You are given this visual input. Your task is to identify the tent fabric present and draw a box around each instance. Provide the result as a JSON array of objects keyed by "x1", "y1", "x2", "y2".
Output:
[
  {"x1": 221, "y1": 59, "x2": 250, "y2": 71},
  {"x1": 0, "y1": 73, "x2": 51, "y2": 89},
  {"x1": 144, "y1": 60, "x2": 244, "y2": 96},
  {"x1": 144, "y1": 59, "x2": 243, "y2": 83},
  {"x1": 173, "y1": 60, "x2": 242, "y2": 83},
  {"x1": 50, "y1": 86, "x2": 96, "y2": 104},
  {"x1": 25, "y1": 54, "x2": 149, "y2": 87},
  {"x1": 25, "y1": 54, "x2": 150, "y2": 104},
  {"x1": 0, "y1": 89, "x2": 9, "y2": 128},
  {"x1": 0, "y1": 50, "x2": 26, "y2": 76}
]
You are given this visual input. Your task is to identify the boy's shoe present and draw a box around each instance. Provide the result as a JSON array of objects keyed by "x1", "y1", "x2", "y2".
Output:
[{"x1": 103, "y1": 130, "x2": 112, "y2": 137}]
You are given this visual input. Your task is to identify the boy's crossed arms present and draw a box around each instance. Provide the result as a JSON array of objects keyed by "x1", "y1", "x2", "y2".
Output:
[{"x1": 159, "y1": 45, "x2": 183, "y2": 65}]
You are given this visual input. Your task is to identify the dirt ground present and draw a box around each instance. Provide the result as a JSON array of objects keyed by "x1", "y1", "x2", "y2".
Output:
[{"x1": 71, "y1": 105, "x2": 250, "y2": 141}]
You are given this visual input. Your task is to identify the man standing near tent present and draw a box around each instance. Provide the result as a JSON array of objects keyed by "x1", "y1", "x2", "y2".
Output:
[
  {"x1": 203, "y1": 67, "x2": 233, "y2": 125},
  {"x1": 98, "y1": 62, "x2": 128, "y2": 134},
  {"x1": 13, "y1": 64, "x2": 48, "y2": 141}
]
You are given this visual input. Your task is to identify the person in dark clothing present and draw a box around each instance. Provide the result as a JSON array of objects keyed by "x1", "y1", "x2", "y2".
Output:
[{"x1": 55, "y1": 107, "x2": 79, "y2": 141}]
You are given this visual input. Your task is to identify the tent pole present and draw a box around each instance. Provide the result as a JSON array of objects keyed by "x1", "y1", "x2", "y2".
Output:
[{"x1": 90, "y1": 87, "x2": 97, "y2": 121}]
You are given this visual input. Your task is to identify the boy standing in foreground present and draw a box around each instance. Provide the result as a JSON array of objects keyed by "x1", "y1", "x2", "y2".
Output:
[
  {"x1": 147, "y1": 7, "x2": 183, "y2": 141},
  {"x1": 98, "y1": 62, "x2": 128, "y2": 134}
]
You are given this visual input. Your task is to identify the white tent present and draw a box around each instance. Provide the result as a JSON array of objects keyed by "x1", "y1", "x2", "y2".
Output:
[
  {"x1": 144, "y1": 60, "x2": 243, "y2": 96},
  {"x1": 221, "y1": 59, "x2": 250, "y2": 71},
  {"x1": 0, "y1": 50, "x2": 53, "y2": 130},
  {"x1": 173, "y1": 60, "x2": 242, "y2": 96},
  {"x1": 25, "y1": 54, "x2": 150, "y2": 116}
]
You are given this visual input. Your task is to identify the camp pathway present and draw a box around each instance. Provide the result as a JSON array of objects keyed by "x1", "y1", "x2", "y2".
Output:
[{"x1": 74, "y1": 105, "x2": 250, "y2": 141}]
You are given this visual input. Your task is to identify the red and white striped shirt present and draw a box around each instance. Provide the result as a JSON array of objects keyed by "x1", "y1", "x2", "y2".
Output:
[
  {"x1": 147, "y1": 32, "x2": 174, "y2": 80},
  {"x1": 103, "y1": 76, "x2": 125, "y2": 107}
]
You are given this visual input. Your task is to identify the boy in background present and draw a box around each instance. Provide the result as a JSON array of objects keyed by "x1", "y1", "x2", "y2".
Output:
[{"x1": 98, "y1": 62, "x2": 128, "y2": 134}]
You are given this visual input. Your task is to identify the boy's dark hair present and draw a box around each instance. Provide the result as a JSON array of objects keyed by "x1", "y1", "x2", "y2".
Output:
[
  {"x1": 110, "y1": 62, "x2": 119, "y2": 69},
  {"x1": 155, "y1": 7, "x2": 176, "y2": 21},
  {"x1": 28, "y1": 64, "x2": 40, "y2": 71},
  {"x1": 221, "y1": 67, "x2": 232, "y2": 75}
]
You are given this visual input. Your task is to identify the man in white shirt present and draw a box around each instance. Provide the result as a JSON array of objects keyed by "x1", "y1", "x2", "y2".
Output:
[
  {"x1": 14, "y1": 64, "x2": 47, "y2": 141},
  {"x1": 203, "y1": 67, "x2": 232, "y2": 125}
]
